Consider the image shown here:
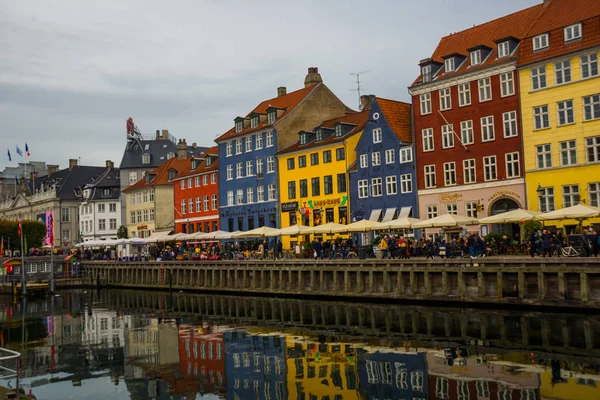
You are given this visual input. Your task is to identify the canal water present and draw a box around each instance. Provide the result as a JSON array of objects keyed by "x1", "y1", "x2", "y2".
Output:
[{"x1": 0, "y1": 290, "x2": 599, "y2": 400}]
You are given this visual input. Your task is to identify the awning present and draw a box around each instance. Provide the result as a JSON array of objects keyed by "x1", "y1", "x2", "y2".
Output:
[
  {"x1": 399, "y1": 206, "x2": 412, "y2": 218},
  {"x1": 3, "y1": 258, "x2": 21, "y2": 267},
  {"x1": 64, "y1": 255, "x2": 77, "y2": 262},
  {"x1": 369, "y1": 209, "x2": 382, "y2": 221},
  {"x1": 381, "y1": 208, "x2": 397, "y2": 222}
]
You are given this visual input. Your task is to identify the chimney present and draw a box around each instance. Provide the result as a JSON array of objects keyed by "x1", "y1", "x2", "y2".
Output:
[
  {"x1": 192, "y1": 142, "x2": 197, "y2": 149},
  {"x1": 277, "y1": 86, "x2": 287, "y2": 97},
  {"x1": 360, "y1": 94, "x2": 376, "y2": 111},
  {"x1": 177, "y1": 139, "x2": 188, "y2": 160},
  {"x1": 161, "y1": 130, "x2": 169, "y2": 140},
  {"x1": 47, "y1": 165, "x2": 58, "y2": 177},
  {"x1": 69, "y1": 159, "x2": 78, "y2": 170},
  {"x1": 304, "y1": 67, "x2": 323, "y2": 88},
  {"x1": 106, "y1": 160, "x2": 114, "y2": 169},
  {"x1": 156, "y1": 130, "x2": 160, "y2": 139}
]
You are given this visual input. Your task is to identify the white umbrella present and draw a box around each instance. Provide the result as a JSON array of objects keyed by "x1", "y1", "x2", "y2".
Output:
[
  {"x1": 200, "y1": 230, "x2": 235, "y2": 240},
  {"x1": 412, "y1": 214, "x2": 479, "y2": 228},
  {"x1": 277, "y1": 224, "x2": 313, "y2": 236},
  {"x1": 308, "y1": 222, "x2": 348, "y2": 235},
  {"x1": 536, "y1": 204, "x2": 600, "y2": 221},
  {"x1": 235, "y1": 226, "x2": 281, "y2": 238},
  {"x1": 172, "y1": 232, "x2": 196, "y2": 241},
  {"x1": 334, "y1": 219, "x2": 387, "y2": 233},
  {"x1": 382, "y1": 217, "x2": 423, "y2": 229},
  {"x1": 479, "y1": 208, "x2": 541, "y2": 224}
]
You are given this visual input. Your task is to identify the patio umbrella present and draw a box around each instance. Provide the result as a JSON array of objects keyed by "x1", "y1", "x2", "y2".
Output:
[
  {"x1": 277, "y1": 224, "x2": 313, "y2": 236},
  {"x1": 535, "y1": 204, "x2": 600, "y2": 221},
  {"x1": 235, "y1": 226, "x2": 281, "y2": 238},
  {"x1": 334, "y1": 219, "x2": 387, "y2": 233},
  {"x1": 200, "y1": 230, "x2": 233, "y2": 240},
  {"x1": 308, "y1": 222, "x2": 348, "y2": 235},
  {"x1": 412, "y1": 214, "x2": 479, "y2": 228},
  {"x1": 173, "y1": 233, "x2": 196, "y2": 241},
  {"x1": 382, "y1": 217, "x2": 423, "y2": 229},
  {"x1": 478, "y1": 208, "x2": 541, "y2": 224}
]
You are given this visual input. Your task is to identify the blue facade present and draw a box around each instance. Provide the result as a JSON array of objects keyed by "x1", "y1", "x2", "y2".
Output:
[
  {"x1": 217, "y1": 129, "x2": 281, "y2": 232},
  {"x1": 357, "y1": 350, "x2": 428, "y2": 399},
  {"x1": 349, "y1": 99, "x2": 418, "y2": 223}
]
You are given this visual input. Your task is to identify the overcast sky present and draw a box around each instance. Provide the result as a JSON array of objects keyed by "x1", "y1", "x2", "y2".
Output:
[{"x1": 0, "y1": 0, "x2": 539, "y2": 171}]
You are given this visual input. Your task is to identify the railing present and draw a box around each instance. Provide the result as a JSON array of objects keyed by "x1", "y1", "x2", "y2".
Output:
[{"x1": 0, "y1": 347, "x2": 21, "y2": 391}]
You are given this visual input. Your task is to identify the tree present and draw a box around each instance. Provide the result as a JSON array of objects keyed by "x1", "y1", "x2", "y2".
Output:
[
  {"x1": 117, "y1": 225, "x2": 128, "y2": 239},
  {"x1": 523, "y1": 220, "x2": 543, "y2": 237},
  {"x1": 0, "y1": 218, "x2": 47, "y2": 251}
]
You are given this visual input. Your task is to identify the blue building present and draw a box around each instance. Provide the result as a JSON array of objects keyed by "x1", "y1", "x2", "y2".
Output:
[
  {"x1": 349, "y1": 96, "x2": 417, "y2": 225},
  {"x1": 215, "y1": 67, "x2": 350, "y2": 232}
]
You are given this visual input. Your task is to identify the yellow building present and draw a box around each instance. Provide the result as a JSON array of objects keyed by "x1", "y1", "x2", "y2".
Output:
[
  {"x1": 276, "y1": 111, "x2": 368, "y2": 248},
  {"x1": 518, "y1": 2, "x2": 600, "y2": 231}
]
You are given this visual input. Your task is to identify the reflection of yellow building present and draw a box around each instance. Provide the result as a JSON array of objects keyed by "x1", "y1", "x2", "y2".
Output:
[
  {"x1": 540, "y1": 369, "x2": 600, "y2": 400},
  {"x1": 285, "y1": 337, "x2": 361, "y2": 400},
  {"x1": 277, "y1": 111, "x2": 368, "y2": 248}
]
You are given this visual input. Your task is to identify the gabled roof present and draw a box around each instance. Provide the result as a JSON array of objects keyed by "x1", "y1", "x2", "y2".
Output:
[
  {"x1": 412, "y1": 3, "x2": 544, "y2": 85},
  {"x1": 277, "y1": 109, "x2": 370, "y2": 155},
  {"x1": 119, "y1": 139, "x2": 208, "y2": 170},
  {"x1": 216, "y1": 85, "x2": 319, "y2": 142},
  {"x1": 35, "y1": 166, "x2": 109, "y2": 200},
  {"x1": 526, "y1": 0, "x2": 600, "y2": 37},
  {"x1": 376, "y1": 98, "x2": 412, "y2": 143},
  {"x1": 82, "y1": 167, "x2": 121, "y2": 201},
  {"x1": 173, "y1": 146, "x2": 219, "y2": 180},
  {"x1": 122, "y1": 156, "x2": 191, "y2": 193}
]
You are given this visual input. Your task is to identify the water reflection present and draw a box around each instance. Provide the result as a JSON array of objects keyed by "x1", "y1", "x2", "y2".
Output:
[{"x1": 0, "y1": 290, "x2": 598, "y2": 399}]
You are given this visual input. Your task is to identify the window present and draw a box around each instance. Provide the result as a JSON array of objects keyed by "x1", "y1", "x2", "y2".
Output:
[
  {"x1": 589, "y1": 182, "x2": 600, "y2": 207},
  {"x1": 463, "y1": 159, "x2": 476, "y2": 184},
  {"x1": 498, "y1": 41, "x2": 510, "y2": 58},
  {"x1": 372, "y1": 152, "x2": 381, "y2": 166},
  {"x1": 555, "y1": 60, "x2": 571, "y2": 84},
  {"x1": 586, "y1": 136, "x2": 600, "y2": 162},
  {"x1": 250, "y1": 116, "x2": 259, "y2": 129},
  {"x1": 300, "y1": 133, "x2": 308, "y2": 145},
  {"x1": 211, "y1": 194, "x2": 217, "y2": 210},
  {"x1": 194, "y1": 176, "x2": 200, "y2": 187},
  {"x1": 311, "y1": 178, "x2": 320, "y2": 196},
  {"x1": 267, "y1": 111, "x2": 276, "y2": 124},
  {"x1": 226, "y1": 165, "x2": 233, "y2": 180},
  {"x1": 128, "y1": 171, "x2": 138, "y2": 185},
  {"x1": 373, "y1": 128, "x2": 382, "y2": 143},
  {"x1": 424, "y1": 165, "x2": 436, "y2": 188},
  {"x1": 257, "y1": 186, "x2": 264, "y2": 202},
  {"x1": 98, "y1": 219, "x2": 106, "y2": 230},
  {"x1": 266, "y1": 131, "x2": 273, "y2": 147},
  {"x1": 61, "y1": 207, "x2": 70, "y2": 222},
  {"x1": 310, "y1": 153, "x2": 319, "y2": 166},
  {"x1": 129, "y1": 211, "x2": 135, "y2": 224},
  {"x1": 287, "y1": 158, "x2": 295, "y2": 170},
  {"x1": 109, "y1": 203, "x2": 116, "y2": 212},
  {"x1": 211, "y1": 173, "x2": 216, "y2": 184},
  {"x1": 385, "y1": 149, "x2": 395, "y2": 164},
  {"x1": 443, "y1": 162, "x2": 456, "y2": 185},
  {"x1": 288, "y1": 181, "x2": 296, "y2": 199},
  {"x1": 422, "y1": 65, "x2": 432, "y2": 82},
  {"x1": 360, "y1": 154, "x2": 368, "y2": 168},
  {"x1": 236, "y1": 163, "x2": 243, "y2": 178},
  {"x1": 534, "y1": 105, "x2": 550, "y2": 129},
  {"x1": 460, "y1": 120, "x2": 474, "y2": 145},
  {"x1": 583, "y1": 94, "x2": 600, "y2": 121},
  {"x1": 371, "y1": 178, "x2": 382, "y2": 197},
  {"x1": 470, "y1": 50, "x2": 481, "y2": 66},
  {"x1": 235, "y1": 139, "x2": 242, "y2": 154},
  {"x1": 98, "y1": 203, "x2": 106, "y2": 213},
  {"x1": 300, "y1": 179, "x2": 308, "y2": 197},
  {"x1": 180, "y1": 180, "x2": 185, "y2": 190},
  {"x1": 536, "y1": 144, "x2": 552, "y2": 168},
  {"x1": 564, "y1": 23, "x2": 582, "y2": 42},
  {"x1": 141, "y1": 153, "x2": 150, "y2": 164},
  {"x1": 505, "y1": 152, "x2": 520, "y2": 178},
  {"x1": 358, "y1": 180, "x2": 368, "y2": 198},
  {"x1": 464, "y1": 201, "x2": 478, "y2": 218},
  {"x1": 337, "y1": 173, "x2": 346, "y2": 193},
  {"x1": 400, "y1": 174, "x2": 412, "y2": 193},
  {"x1": 444, "y1": 58, "x2": 455, "y2": 72},
  {"x1": 458, "y1": 83, "x2": 471, "y2": 106},
  {"x1": 188, "y1": 198, "x2": 194, "y2": 214},
  {"x1": 181, "y1": 199, "x2": 187, "y2": 214},
  {"x1": 500, "y1": 72, "x2": 514, "y2": 97},
  {"x1": 236, "y1": 189, "x2": 243, "y2": 205},
  {"x1": 386, "y1": 176, "x2": 397, "y2": 195},
  {"x1": 246, "y1": 188, "x2": 254, "y2": 204},
  {"x1": 563, "y1": 185, "x2": 580, "y2": 207},
  {"x1": 335, "y1": 148, "x2": 345, "y2": 161},
  {"x1": 560, "y1": 140, "x2": 577, "y2": 166},
  {"x1": 422, "y1": 128, "x2": 434, "y2": 151},
  {"x1": 442, "y1": 124, "x2": 454, "y2": 149},
  {"x1": 483, "y1": 155, "x2": 497, "y2": 181},
  {"x1": 299, "y1": 155, "x2": 306, "y2": 168},
  {"x1": 533, "y1": 33, "x2": 549, "y2": 51},
  {"x1": 245, "y1": 136, "x2": 252, "y2": 152},
  {"x1": 267, "y1": 156, "x2": 275, "y2": 173},
  {"x1": 315, "y1": 129, "x2": 322, "y2": 142},
  {"x1": 324, "y1": 175, "x2": 333, "y2": 195},
  {"x1": 246, "y1": 160, "x2": 253, "y2": 176},
  {"x1": 149, "y1": 190, "x2": 154, "y2": 201},
  {"x1": 531, "y1": 66, "x2": 547, "y2": 90},
  {"x1": 557, "y1": 100, "x2": 575, "y2": 125},
  {"x1": 581, "y1": 53, "x2": 599, "y2": 79},
  {"x1": 420, "y1": 93, "x2": 431, "y2": 115},
  {"x1": 109, "y1": 218, "x2": 117, "y2": 230},
  {"x1": 478, "y1": 77, "x2": 491, "y2": 101},
  {"x1": 446, "y1": 203, "x2": 458, "y2": 215},
  {"x1": 439, "y1": 88, "x2": 451, "y2": 110},
  {"x1": 196, "y1": 197, "x2": 201, "y2": 213},
  {"x1": 255, "y1": 133, "x2": 263, "y2": 149},
  {"x1": 503, "y1": 111, "x2": 518, "y2": 137},
  {"x1": 323, "y1": 150, "x2": 332, "y2": 163},
  {"x1": 427, "y1": 205, "x2": 438, "y2": 219},
  {"x1": 398, "y1": 148, "x2": 412, "y2": 164},
  {"x1": 235, "y1": 120, "x2": 243, "y2": 133},
  {"x1": 226, "y1": 142, "x2": 232, "y2": 157},
  {"x1": 334, "y1": 124, "x2": 343, "y2": 137}
]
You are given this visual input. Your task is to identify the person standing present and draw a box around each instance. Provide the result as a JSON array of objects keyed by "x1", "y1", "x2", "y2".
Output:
[
  {"x1": 591, "y1": 230, "x2": 599, "y2": 257},
  {"x1": 467, "y1": 232, "x2": 476, "y2": 259},
  {"x1": 380, "y1": 235, "x2": 389, "y2": 259},
  {"x1": 314, "y1": 239, "x2": 323, "y2": 260},
  {"x1": 541, "y1": 229, "x2": 552, "y2": 257},
  {"x1": 276, "y1": 239, "x2": 283, "y2": 260},
  {"x1": 329, "y1": 240, "x2": 337, "y2": 260},
  {"x1": 528, "y1": 231, "x2": 537, "y2": 258}
]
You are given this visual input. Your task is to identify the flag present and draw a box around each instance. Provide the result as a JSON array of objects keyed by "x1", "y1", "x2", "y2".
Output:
[
  {"x1": 6, "y1": 149, "x2": 11, "y2": 162},
  {"x1": 25, "y1": 143, "x2": 30, "y2": 157},
  {"x1": 18, "y1": 213, "x2": 22, "y2": 238},
  {"x1": 1, "y1": 237, "x2": 4, "y2": 256},
  {"x1": 16, "y1": 146, "x2": 23, "y2": 157},
  {"x1": 15, "y1": 176, "x2": 19, "y2": 185},
  {"x1": 46, "y1": 211, "x2": 54, "y2": 247}
]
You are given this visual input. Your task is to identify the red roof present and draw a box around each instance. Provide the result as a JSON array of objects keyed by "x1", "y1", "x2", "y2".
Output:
[
  {"x1": 376, "y1": 98, "x2": 412, "y2": 143},
  {"x1": 526, "y1": 0, "x2": 600, "y2": 37},
  {"x1": 173, "y1": 146, "x2": 219, "y2": 180},
  {"x1": 122, "y1": 155, "x2": 191, "y2": 192},
  {"x1": 215, "y1": 85, "x2": 318, "y2": 142}
]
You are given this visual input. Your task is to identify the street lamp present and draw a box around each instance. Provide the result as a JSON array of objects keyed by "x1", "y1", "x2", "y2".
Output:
[{"x1": 536, "y1": 184, "x2": 544, "y2": 199}]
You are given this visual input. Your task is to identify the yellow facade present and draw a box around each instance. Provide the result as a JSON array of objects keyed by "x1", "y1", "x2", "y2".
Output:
[
  {"x1": 277, "y1": 131, "x2": 362, "y2": 248},
  {"x1": 519, "y1": 47, "x2": 600, "y2": 230},
  {"x1": 125, "y1": 188, "x2": 156, "y2": 239},
  {"x1": 540, "y1": 371, "x2": 600, "y2": 400}
]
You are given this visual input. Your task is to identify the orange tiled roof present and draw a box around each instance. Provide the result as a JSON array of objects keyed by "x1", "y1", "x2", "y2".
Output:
[
  {"x1": 526, "y1": 0, "x2": 600, "y2": 37},
  {"x1": 215, "y1": 85, "x2": 318, "y2": 142},
  {"x1": 277, "y1": 109, "x2": 370, "y2": 155},
  {"x1": 173, "y1": 146, "x2": 219, "y2": 179},
  {"x1": 122, "y1": 155, "x2": 191, "y2": 192},
  {"x1": 412, "y1": 3, "x2": 544, "y2": 85},
  {"x1": 376, "y1": 98, "x2": 412, "y2": 143}
]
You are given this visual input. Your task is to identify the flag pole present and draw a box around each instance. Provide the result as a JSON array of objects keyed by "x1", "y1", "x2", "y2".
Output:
[{"x1": 20, "y1": 215, "x2": 26, "y2": 296}]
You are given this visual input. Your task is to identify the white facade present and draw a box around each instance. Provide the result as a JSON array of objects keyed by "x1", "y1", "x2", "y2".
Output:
[
  {"x1": 79, "y1": 197, "x2": 121, "y2": 242},
  {"x1": 82, "y1": 309, "x2": 129, "y2": 348}
]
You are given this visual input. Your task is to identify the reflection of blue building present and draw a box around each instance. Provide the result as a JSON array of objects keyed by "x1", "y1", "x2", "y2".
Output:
[
  {"x1": 224, "y1": 331, "x2": 287, "y2": 400},
  {"x1": 357, "y1": 350, "x2": 428, "y2": 399}
]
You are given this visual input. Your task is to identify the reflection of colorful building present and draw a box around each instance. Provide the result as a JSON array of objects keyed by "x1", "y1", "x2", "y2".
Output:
[
  {"x1": 224, "y1": 331, "x2": 287, "y2": 400},
  {"x1": 357, "y1": 348, "x2": 428, "y2": 399},
  {"x1": 286, "y1": 337, "x2": 361, "y2": 400},
  {"x1": 124, "y1": 318, "x2": 179, "y2": 368}
]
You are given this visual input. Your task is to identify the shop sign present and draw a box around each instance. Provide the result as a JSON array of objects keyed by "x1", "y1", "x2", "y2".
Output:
[
  {"x1": 438, "y1": 193, "x2": 463, "y2": 203},
  {"x1": 281, "y1": 202, "x2": 298, "y2": 212},
  {"x1": 137, "y1": 225, "x2": 148, "y2": 230},
  {"x1": 488, "y1": 190, "x2": 521, "y2": 202}
]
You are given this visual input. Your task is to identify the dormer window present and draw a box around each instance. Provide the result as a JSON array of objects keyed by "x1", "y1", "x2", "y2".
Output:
[
  {"x1": 267, "y1": 110, "x2": 276, "y2": 124},
  {"x1": 498, "y1": 41, "x2": 510, "y2": 58},
  {"x1": 334, "y1": 124, "x2": 343, "y2": 137},
  {"x1": 251, "y1": 116, "x2": 259, "y2": 129},
  {"x1": 533, "y1": 34, "x2": 549, "y2": 51},
  {"x1": 316, "y1": 129, "x2": 323, "y2": 141},
  {"x1": 422, "y1": 65, "x2": 432, "y2": 83},
  {"x1": 191, "y1": 159, "x2": 199, "y2": 170},
  {"x1": 564, "y1": 23, "x2": 582, "y2": 42},
  {"x1": 166, "y1": 152, "x2": 175, "y2": 160},
  {"x1": 445, "y1": 58, "x2": 455, "y2": 72},
  {"x1": 168, "y1": 170, "x2": 177, "y2": 181},
  {"x1": 206, "y1": 156, "x2": 213, "y2": 167},
  {"x1": 470, "y1": 50, "x2": 481, "y2": 66},
  {"x1": 300, "y1": 133, "x2": 308, "y2": 145},
  {"x1": 235, "y1": 120, "x2": 243, "y2": 133},
  {"x1": 145, "y1": 174, "x2": 153, "y2": 183},
  {"x1": 142, "y1": 153, "x2": 150, "y2": 164},
  {"x1": 102, "y1": 188, "x2": 111, "y2": 197}
]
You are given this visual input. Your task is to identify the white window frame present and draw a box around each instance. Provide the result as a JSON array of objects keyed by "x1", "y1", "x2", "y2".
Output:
[
  {"x1": 533, "y1": 105, "x2": 550, "y2": 130},
  {"x1": 226, "y1": 165, "x2": 233, "y2": 181},
  {"x1": 536, "y1": 144, "x2": 552, "y2": 169},
  {"x1": 439, "y1": 88, "x2": 451, "y2": 111},
  {"x1": 581, "y1": 53, "x2": 599, "y2": 79},
  {"x1": 555, "y1": 60, "x2": 572, "y2": 85},
  {"x1": 385, "y1": 149, "x2": 395, "y2": 164},
  {"x1": 203, "y1": 195, "x2": 209, "y2": 211},
  {"x1": 564, "y1": 23, "x2": 582, "y2": 42},
  {"x1": 267, "y1": 156, "x2": 275, "y2": 173},
  {"x1": 586, "y1": 136, "x2": 600, "y2": 162},
  {"x1": 358, "y1": 180, "x2": 368, "y2": 198},
  {"x1": 463, "y1": 159, "x2": 476, "y2": 184},
  {"x1": 498, "y1": 41, "x2": 510, "y2": 58},
  {"x1": 371, "y1": 178, "x2": 382, "y2": 197},
  {"x1": 420, "y1": 93, "x2": 432, "y2": 115},
  {"x1": 235, "y1": 139, "x2": 242, "y2": 155},
  {"x1": 245, "y1": 136, "x2": 252, "y2": 152},
  {"x1": 372, "y1": 128, "x2": 382, "y2": 143},
  {"x1": 441, "y1": 124, "x2": 454, "y2": 149},
  {"x1": 424, "y1": 165, "x2": 436, "y2": 188},
  {"x1": 562, "y1": 184, "x2": 580, "y2": 208},
  {"x1": 266, "y1": 131, "x2": 274, "y2": 147},
  {"x1": 236, "y1": 189, "x2": 243, "y2": 205},
  {"x1": 588, "y1": 182, "x2": 600, "y2": 207},
  {"x1": 503, "y1": 111, "x2": 518, "y2": 138},
  {"x1": 371, "y1": 152, "x2": 381, "y2": 166},
  {"x1": 256, "y1": 158, "x2": 263, "y2": 175},
  {"x1": 465, "y1": 201, "x2": 478, "y2": 218},
  {"x1": 255, "y1": 133, "x2": 263, "y2": 149},
  {"x1": 400, "y1": 147, "x2": 412, "y2": 163},
  {"x1": 505, "y1": 152, "x2": 520, "y2": 178},
  {"x1": 481, "y1": 115, "x2": 495, "y2": 142},
  {"x1": 236, "y1": 163, "x2": 243, "y2": 178},
  {"x1": 557, "y1": 100, "x2": 575, "y2": 125},
  {"x1": 181, "y1": 199, "x2": 186, "y2": 214},
  {"x1": 226, "y1": 142, "x2": 233, "y2": 157},
  {"x1": 257, "y1": 186, "x2": 264, "y2": 202},
  {"x1": 583, "y1": 94, "x2": 600, "y2": 121},
  {"x1": 560, "y1": 140, "x2": 577, "y2": 166},
  {"x1": 427, "y1": 205, "x2": 438, "y2": 219},
  {"x1": 500, "y1": 72, "x2": 514, "y2": 97},
  {"x1": 268, "y1": 184, "x2": 276, "y2": 201},
  {"x1": 458, "y1": 83, "x2": 471, "y2": 107},
  {"x1": 531, "y1": 66, "x2": 547, "y2": 90},
  {"x1": 360, "y1": 154, "x2": 368, "y2": 168},
  {"x1": 539, "y1": 187, "x2": 555, "y2": 212},
  {"x1": 533, "y1": 33, "x2": 549, "y2": 51},
  {"x1": 246, "y1": 188, "x2": 254, "y2": 204},
  {"x1": 196, "y1": 196, "x2": 201, "y2": 213},
  {"x1": 446, "y1": 203, "x2": 458, "y2": 215},
  {"x1": 470, "y1": 50, "x2": 481, "y2": 66},
  {"x1": 483, "y1": 155, "x2": 497, "y2": 181},
  {"x1": 400, "y1": 174, "x2": 412, "y2": 193},
  {"x1": 422, "y1": 128, "x2": 434, "y2": 152},
  {"x1": 443, "y1": 162, "x2": 456, "y2": 186},
  {"x1": 478, "y1": 77, "x2": 492, "y2": 102},
  {"x1": 460, "y1": 120, "x2": 474, "y2": 145},
  {"x1": 422, "y1": 65, "x2": 432, "y2": 83},
  {"x1": 246, "y1": 160, "x2": 253, "y2": 176},
  {"x1": 386, "y1": 176, "x2": 397, "y2": 195},
  {"x1": 444, "y1": 58, "x2": 455, "y2": 72}
]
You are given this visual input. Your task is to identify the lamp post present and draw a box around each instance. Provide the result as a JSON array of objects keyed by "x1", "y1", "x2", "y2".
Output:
[{"x1": 536, "y1": 184, "x2": 544, "y2": 210}]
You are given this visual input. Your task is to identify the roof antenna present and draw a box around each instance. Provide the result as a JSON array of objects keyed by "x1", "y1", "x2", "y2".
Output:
[{"x1": 350, "y1": 71, "x2": 369, "y2": 109}]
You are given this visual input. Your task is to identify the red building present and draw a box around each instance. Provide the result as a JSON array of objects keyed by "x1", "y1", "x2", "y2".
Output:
[
  {"x1": 409, "y1": 4, "x2": 544, "y2": 236},
  {"x1": 173, "y1": 146, "x2": 219, "y2": 234}
]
